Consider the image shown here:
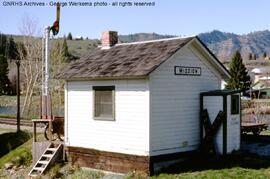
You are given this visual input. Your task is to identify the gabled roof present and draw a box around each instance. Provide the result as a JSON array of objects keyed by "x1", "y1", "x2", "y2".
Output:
[{"x1": 56, "y1": 36, "x2": 229, "y2": 80}]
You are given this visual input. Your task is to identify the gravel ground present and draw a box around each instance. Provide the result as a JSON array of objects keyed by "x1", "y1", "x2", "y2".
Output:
[{"x1": 0, "y1": 166, "x2": 32, "y2": 179}]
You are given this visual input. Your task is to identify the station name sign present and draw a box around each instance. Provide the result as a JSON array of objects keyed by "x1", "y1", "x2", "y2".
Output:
[{"x1": 174, "y1": 66, "x2": 201, "y2": 76}]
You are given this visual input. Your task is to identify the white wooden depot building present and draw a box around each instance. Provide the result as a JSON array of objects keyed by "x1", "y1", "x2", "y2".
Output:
[{"x1": 57, "y1": 31, "x2": 241, "y2": 174}]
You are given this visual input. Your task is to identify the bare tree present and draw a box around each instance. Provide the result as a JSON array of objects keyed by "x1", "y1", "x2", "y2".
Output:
[{"x1": 18, "y1": 15, "x2": 42, "y2": 118}]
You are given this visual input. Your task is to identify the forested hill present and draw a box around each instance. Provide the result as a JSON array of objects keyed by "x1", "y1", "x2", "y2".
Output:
[
  {"x1": 198, "y1": 30, "x2": 270, "y2": 62},
  {"x1": 119, "y1": 30, "x2": 270, "y2": 62},
  {"x1": 118, "y1": 33, "x2": 175, "y2": 43},
  {"x1": 7, "y1": 29, "x2": 270, "y2": 63}
]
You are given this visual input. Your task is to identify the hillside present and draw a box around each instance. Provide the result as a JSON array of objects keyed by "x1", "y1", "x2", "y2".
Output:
[
  {"x1": 7, "y1": 29, "x2": 270, "y2": 64},
  {"x1": 9, "y1": 36, "x2": 100, "y2": 59},
  {"x1": 199, "y1": 30, "x2": 270, "y2": 62},
  {"x1": 118, "y1": 33, "x2": 175, "y2": 43},
  {"x1": 119, "y1": 30, "x2": 270, "y2": 63}
]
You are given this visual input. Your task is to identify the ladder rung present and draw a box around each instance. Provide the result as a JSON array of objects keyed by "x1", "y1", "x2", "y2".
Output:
[
  {"x1": 33, "y1": 167, "x2": 44, "y2": 171},
  {"x1": 29, "y1": 174, "x2": 38, "y2": 177},
  {"x1": 37, "y1": 160, "x2": 49, "y2": 165},
  {"x1": 42, "y1": 154, "x2": 53, "y2": 158},
  {"x1": 47, "y1": 148, "x2": 57, "y2": 151}
]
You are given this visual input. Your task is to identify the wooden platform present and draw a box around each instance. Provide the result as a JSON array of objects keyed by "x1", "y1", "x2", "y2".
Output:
[{"x1": 242, "y1": 122, "x2": 267, "y2": 127}]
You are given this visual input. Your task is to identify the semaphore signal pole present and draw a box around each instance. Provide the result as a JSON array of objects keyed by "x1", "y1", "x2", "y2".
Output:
[
  {"x1": 41, "y1": 3, "x2": 60, "y2": 120},
  {"x1": 42, "y1": 26, "x2": 51, "y2": 119},
  {"x1": 39, "y1": 3, "x2": 60, "y2": 141}
]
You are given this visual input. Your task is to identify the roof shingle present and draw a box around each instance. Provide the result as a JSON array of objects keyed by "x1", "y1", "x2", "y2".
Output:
[{"x1": 56, "y1": 37, "x2": 194, "y2": 79}]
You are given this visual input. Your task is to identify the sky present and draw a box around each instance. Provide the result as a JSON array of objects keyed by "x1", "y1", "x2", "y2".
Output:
[{"x1": 0, "y1": 0, "x2": 270, "y2": 39}]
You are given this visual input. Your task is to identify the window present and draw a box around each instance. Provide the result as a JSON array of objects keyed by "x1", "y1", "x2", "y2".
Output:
[
  {"x1": 231, "y1": 95, "x2": 239, "y2": 115},
  {"x1": 93, "y1": 86, "x2": 115, "y2": 120}
]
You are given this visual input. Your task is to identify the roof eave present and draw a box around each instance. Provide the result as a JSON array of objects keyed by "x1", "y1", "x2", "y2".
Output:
[
  {"x1": 57, "y1": 75, "x2": 149, "y2": 81},
  {"x1": 146, "y1": 37, "x2": 196, "y2": 76},
  {"x1": 193, "y1": 37, "x2": 231, "y2": 80}
]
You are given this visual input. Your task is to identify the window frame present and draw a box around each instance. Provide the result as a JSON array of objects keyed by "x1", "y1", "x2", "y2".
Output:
[
  {"x1": 231, "y1": 95, "x2": 239, "y2": 115},
  {"x1": 93, "y1": 86, "x2": 115, "y2": 121}
]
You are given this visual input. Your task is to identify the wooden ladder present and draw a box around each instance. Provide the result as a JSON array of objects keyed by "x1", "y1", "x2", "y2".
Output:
[{"x1": 28, "y1": 143, "x2": 63, "y2": 177}]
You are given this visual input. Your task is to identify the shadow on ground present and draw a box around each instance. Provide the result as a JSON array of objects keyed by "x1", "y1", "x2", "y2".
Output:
[
  {"x1": 158, "y1": 134, "x2": 270, "y2": 175},
  {"x1": 0, "y1": 130, "x2": 31, "y2": 157},
  {"x1": 159, "y1": 152, "x2": 270, "y2": 175}
]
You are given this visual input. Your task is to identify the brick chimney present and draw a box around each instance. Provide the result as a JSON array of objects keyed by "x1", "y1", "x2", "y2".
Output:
[{"x1": 101, "y1": 31, "x2": 118, "y2": 49}]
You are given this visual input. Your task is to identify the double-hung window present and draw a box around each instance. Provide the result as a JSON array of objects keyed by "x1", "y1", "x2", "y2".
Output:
[{"x1": 93, "y1": 86, "x2": 115, "y2": 120}]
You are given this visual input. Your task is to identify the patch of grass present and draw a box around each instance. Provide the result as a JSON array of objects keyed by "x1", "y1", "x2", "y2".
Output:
[
  {"x1": 0, "y1": 128, "x2": 16, "y2": 134},
  {"x1": 0, "y1": 114, "x2": 17, "y2": 119},
  {"x1": 48, "y1": 163, "x2": 105, "y2": 179},
  {"x1": 0, "y1": 135, "x2": 33, "y2": 168},
  {"x1": 154, "y1": 167, "x2": 270, "y2": 179},
  {"x1": 69, "y1": 168, "x2": 104, "y2": 179},
  {"x1": 0, "y1": 96, "x2": 17, "y2": 107},
  {"x1": 151, "y1": 153, "x2": 270, "y2": 178},
  {"x1": 126, "y1": 171, "x2": 148, "y2": 179},
  {"x1": 65, "y1": 39, "x2": 99, "y2": 57},
  {"x1": 47, "y1": 164, "x2": 63, "y2": 179},
  {"x1": 0, "y1": 130, "x2": 32, "y2": 157},
  {"x1": 260, "y1": 130, "x2": 270, "y2": 136}
]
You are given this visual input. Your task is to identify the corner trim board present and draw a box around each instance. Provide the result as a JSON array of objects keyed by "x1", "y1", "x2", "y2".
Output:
[{"x1": 223, "y1": 95, "x2": 227, "y2": 155}]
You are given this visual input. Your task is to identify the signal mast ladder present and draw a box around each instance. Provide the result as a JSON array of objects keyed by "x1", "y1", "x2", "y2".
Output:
[{"x1": 28, "y1": 143, "x2": 63, "y2": 177}]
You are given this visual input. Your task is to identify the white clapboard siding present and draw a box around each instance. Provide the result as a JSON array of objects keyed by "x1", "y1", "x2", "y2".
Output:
[
  {"x1": 226, "y1": 95, "x2": 241, "y2": 153},
  {"x1": 149, "y1": 45, "x2": 222, "y2": 156},
  {"x1": 65, "y1": 79, "x2": 150, "y2": 156},
  {"x1": 203, "y1": 96, "x2": 224, "y2": 154}
]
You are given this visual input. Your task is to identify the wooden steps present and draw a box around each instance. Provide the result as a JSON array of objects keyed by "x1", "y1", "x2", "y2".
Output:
[{"x1": 28, "y1": 143, "x2": 63, "y2": 177}]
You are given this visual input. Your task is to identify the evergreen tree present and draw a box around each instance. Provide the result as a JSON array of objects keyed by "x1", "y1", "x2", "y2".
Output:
[
  {"x1": 0, "y1": 55, "x2": 11, "y2": 95},
  {"x1": 51, "y1": 41, "x2": 62, "y2": 62},
  {"x1": 226, "y1": 51, "x2": 251, "y2": 91},
  {"x1": 254, "y1": 54, "x2": 257, "y2": 60},
  {"x1": 6, "y1": 36, "x2": 18, "y2": 60},
  {"x1": 62, "y1": 38, "x2": 70, "y2": 59},
  {"x1": 0, "y1": 34, "x2": 18, "y2": 59},
  {"x1": 248, "y1": 53, "x2": 253, "y2": 60},
  {"x1": 67, "y1": 32, "x2": 73, "y2": 40},
  {"x1": 263, "y1": 52, "x2": 267, "y2": 58},
  {"x1": 51, "y1": 40, "x2": 66, "y2": 73},
  {"x1": 0, "y1": 33, "x2": 7, "y2": 56}
]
